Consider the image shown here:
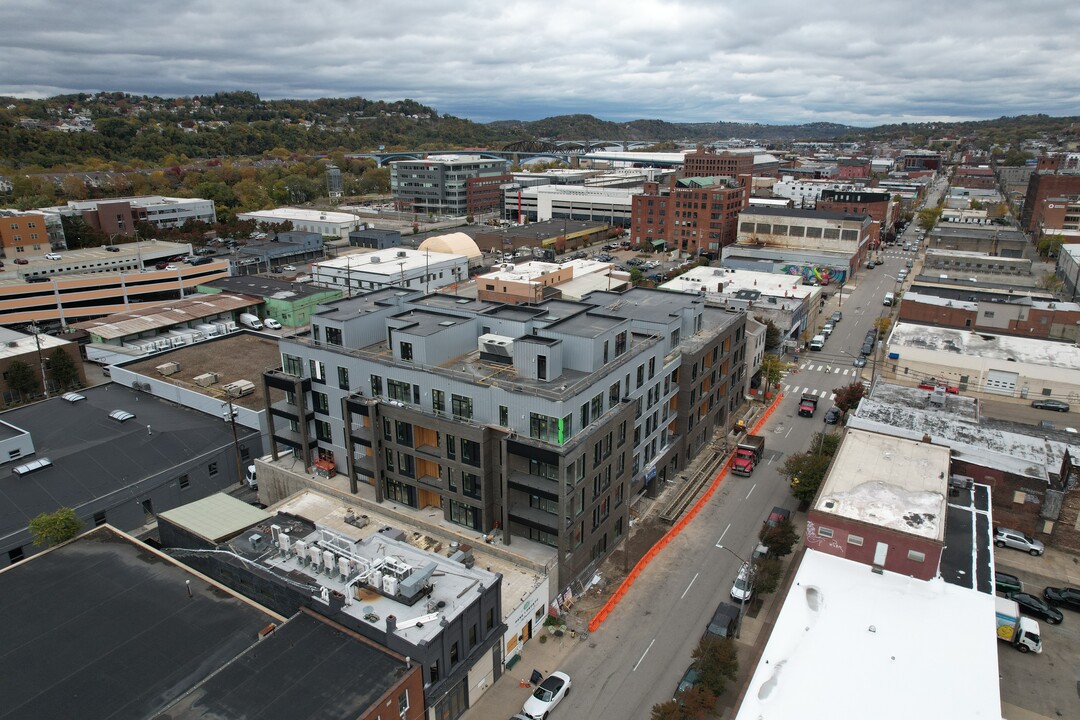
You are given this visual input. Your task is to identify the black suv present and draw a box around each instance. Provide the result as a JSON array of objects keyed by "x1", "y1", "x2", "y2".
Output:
[{"x1": 704, "y1": 601, "x2": 740, "y2": 639}]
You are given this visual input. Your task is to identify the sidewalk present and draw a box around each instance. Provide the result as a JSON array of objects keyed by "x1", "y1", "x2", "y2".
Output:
[
  {"x1": 464, "y1": 624, "x2": 581, "y2": 719},
  {"x1": 995, "y1": 546, "x2": 1080, "y2": 586}
]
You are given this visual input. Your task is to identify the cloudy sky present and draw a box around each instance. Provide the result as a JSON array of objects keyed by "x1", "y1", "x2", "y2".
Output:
[{"x1": 2, "y1": 0, "x2": 1077, "y2": 126}]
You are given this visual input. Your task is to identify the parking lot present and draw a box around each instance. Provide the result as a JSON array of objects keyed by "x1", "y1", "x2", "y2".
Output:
[{"x1": 995, "y1": 548, "x2": 1080, "y2": 719}]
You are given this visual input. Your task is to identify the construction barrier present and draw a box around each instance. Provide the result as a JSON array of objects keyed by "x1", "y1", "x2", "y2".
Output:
[{"x1": 588, "y1": 392, "x2": 785, "y2": 632}]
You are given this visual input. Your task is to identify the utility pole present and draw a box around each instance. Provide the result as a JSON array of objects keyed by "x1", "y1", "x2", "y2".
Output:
[{"x1": 30, "y1": 322, "x2": 49, "y2": 398}]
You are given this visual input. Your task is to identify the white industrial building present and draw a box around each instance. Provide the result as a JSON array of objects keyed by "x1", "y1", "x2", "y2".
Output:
[
  {"x1": 41, "y1": 195, "x2": 217, "y2": 229},
  {"x1": 237, "y1": 207, "x2": 364, "y2": 239},
  {"x1": 770, "y1": 176, "x2": 860, "y2": 208},
  {"x1": 504, "y1": 184, "x2": 635, "y2": 224},
  {"x1": 311, "y1": 248, "x2": 469, "y2": 293}
]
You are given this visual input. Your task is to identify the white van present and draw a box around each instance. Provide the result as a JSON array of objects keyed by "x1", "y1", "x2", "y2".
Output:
[
  {"x1": 883, "y1": 292, "x2": 895, "y2": 306},
  {"x1": 238, "y1": 313, "x2": 264, "y2": 330},
  {"x1": 809, "y1": 334, "x2": 826, "y2": 351},
  {"x1": 244, "y1": 464, "x2": 257, "y2": 490}
]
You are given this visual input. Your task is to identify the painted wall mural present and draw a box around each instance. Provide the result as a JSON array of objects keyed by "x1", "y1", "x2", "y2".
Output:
[{"x1": 782, "y1": 264, "x2": 848, "y2": 284}]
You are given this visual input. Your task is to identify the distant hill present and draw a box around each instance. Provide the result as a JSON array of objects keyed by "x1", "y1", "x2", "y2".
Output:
[{"x1": 488, "y1": 114, "x2": 855, "y2": 141}]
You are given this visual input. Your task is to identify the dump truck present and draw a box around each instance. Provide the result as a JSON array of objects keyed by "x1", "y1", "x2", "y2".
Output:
[
  {"x1": 798, "y1": 393, "x2": 819, "y2": 417},
  {"x1": 996, "y1": 596, "x2": 1042, "y2": 654},
  {"x1": 732, "y1": 434, "x2": 765, "y2": 476}
]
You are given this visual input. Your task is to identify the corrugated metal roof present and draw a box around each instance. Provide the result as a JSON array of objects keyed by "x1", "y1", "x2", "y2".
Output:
[
  {"x1": 158, "y1": 493, "x2": 272, "y2": 543},
  {"x1": 72, "y1": 294, "x2": 260, "y2": 339}
]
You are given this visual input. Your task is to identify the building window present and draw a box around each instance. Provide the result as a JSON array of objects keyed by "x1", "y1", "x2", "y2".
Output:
[
  {"x1": 312, "y1": 391, "x2": 329, "y2": 414},
  {"x1": 450, "y1": 642, "x2": 460, "y2": 666},
  {"x1": 208, "y1": 462, "x2": 218, "y2": 477},
  {"x1": 462, "y1": 472, "x2": 482, "y2": 499},
  {"x1": 308, "y1": 359, "x2": 326, "y2": 383},
  {"x1": 819, "y1": 527, "x2": 833, "y2": 538},
  {"x1": 178, "y1": 474, "x2": 190, "y2": 490},
  {"x1": 315, "y1": 420, "x2": 333, "y2": 442},
  {"x1": 400, "y1": 341, "x2": 413, "y2": 361},
  {"x1": 487, "y1": 607, "x2": 495, "y2": 630},
  {"x1": 451, "y1": 394, "x2": 473, "y2": 421},
  {"x1": 370, "y1": 374, "x2": 382, "y2": 396},
  {"x1": 432, "y1": 389, "x2": 445, "y2": 413},
  {"x1": 398, "y1": 690, "x2": 410, "y2": 715},
  {"x1": 499, "y1": 405, "x2": 508, "y2": 426},
  {"x1": 93, "y1": 511, "x2": 107, "y2": 527},
  {"x1": 907, "y1": 550, "x2": 926, "y2": 563},
  {"x1": 847, "y1": 534, "x2": 864, "y2": 547},
  {"x1": 469, "y1": 624, "x2": 477, "y2": 647},
  {"x1": 282, "y1": 353, "x2": 303, "y2": 377},
  {"x1": 450, "y1": 500, "x2": 480, "y2": 530},
  {"x1": 337, "y1": 366, "x2": 349, "y2": 391},
  {"x1": 446, "y1": 435, "x2": 456, "y2": 460},
  {"x1": 387, "y1": 379, "x2": 411, "y2": 403},
  {"x1": 461, "y1": 438, "x2": 481, "y2": 467},
  {"x1": 7, "y1": 547, "x2": 24, "y2": 564}
]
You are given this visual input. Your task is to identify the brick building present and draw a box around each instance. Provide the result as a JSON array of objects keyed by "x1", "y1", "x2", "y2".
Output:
[
  {"x1": 0, "y1": 209, "x2": 65, "y2": 255},
  {"x1": 836, "y1": 158, "x2": 870, "y2": 179},
  {"x1": 897, "y1": 291, "x2": 1080, "y2": 342},
  {"x1": 805, "y1": 429, "x2": 952, "y2": 581},
  {"x1": 630, "y1": 175, "x2": 749, "y2": 255},
  {"x1": 1021, "y1": 165, "x2": 1080, "y2": 233},
  {"x1": 682, "y1": 148, "x2": 754, "y2": 179},
  {"x1": 953, "y1": 166, "x2": 997, "y2": 189},
  {"x1": 816, "y1": 189, "x2": 898, "y2": 246}
]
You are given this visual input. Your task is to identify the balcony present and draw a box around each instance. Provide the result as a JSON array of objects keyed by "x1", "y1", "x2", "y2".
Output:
[
  {"x1": 270, "y1": 398, "x2": 313, "y2": 423},
  {"x1": 508, "y1": 503, "x2": 559, "y2": 534},
  {"x1": 507, "y1": 470, "x2": 560, "y2": 500}
]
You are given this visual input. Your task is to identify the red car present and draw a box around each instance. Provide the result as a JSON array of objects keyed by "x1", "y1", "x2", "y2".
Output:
[{"x1": 14, "y1": 258, "x2": 29, "y2": 265}]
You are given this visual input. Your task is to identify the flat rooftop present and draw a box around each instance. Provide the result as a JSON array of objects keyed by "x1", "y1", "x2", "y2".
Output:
[
  {"x1": 815, "y1": 428, "x2": 951, "y2": 541},
  {"x1": 71, "y1": 293, "x2": 261, "y2": 339},
  {"x1": 662, "y1": 266, "x2": 819, "y2": 300},
  {"x1": 239, "y1": 207, "x2": 361, "y2": 224},
  {"x1": 0, "y1": 327, "x2": 73, "y2": 359},
  {"x1": 735, "y1": 550, "x2": 1001, "y2": 720},
  {"x1": 165, "y1": 610, "x2": 408, "y2": 720},
  {"x1": 236, "y1": 492, "x2": 502, "y2": 647},
  {"x1": 0, "y1": 527, "x2": 281, "y2": 720},
  {"x1": 849, "y1": 382, "x2": 1078, "y2": 482},
  {"x1": 121, "y1": 333, "x2": 282, "y2": 410},
  {"x1": 202, "y1": 275, "x2": 341, "y2": 300},
  {"x1": 266, "y1": 491, "x2": 547, "y2": 635},
  {"x1": 889, "y1": 321, "x2": 1080, "y2": 369},
  {"x1": 0, "y1": 385, "x2": 261, "y2": 548},
  {"x1": 315, "y1": 248, "x2": 465, "y2": 275}
]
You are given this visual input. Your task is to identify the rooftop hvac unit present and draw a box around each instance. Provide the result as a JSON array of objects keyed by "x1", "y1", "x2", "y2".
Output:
[
  {"x1": 478, "y1": 333, "x2": 515, "y2": 359},
  {"x1": 193, "y1": 372, "x2": 219, "y2": 387},
  {"x1": 222, "y1": 379, "x2": 255, "y2": 398},
  {"x1": 370, "y1": 255, "x2": 381, "y2": 263},
  {"x1": 156, "y1": 361, "x2": 181, "y2": 376},
  {"x1": 294, "y1": 539, "x2": 308, "y2": 565},
  {"x1": 396, "y1": 251, "x2": 407, "y2": 258}
]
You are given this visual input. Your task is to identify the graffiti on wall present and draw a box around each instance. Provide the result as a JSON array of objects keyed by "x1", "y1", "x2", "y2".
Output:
[{"x1": 782, "y1": 264, "x2": 847, "y2": 285}]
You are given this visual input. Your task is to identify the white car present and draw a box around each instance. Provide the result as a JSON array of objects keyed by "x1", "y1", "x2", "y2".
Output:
[
  {"x1": 263, "y1": 318, "x2": 282, "y2": 330},
  {"x1": 521, "y1": 671, "x2": 571, "y2": 719},
  {"x1": 282, "y1": 265, "x2": 296, "y2": 272},
  {"x1": 45, "y1": 253, "x2": 62, "y2": 260},
  {"x1": 730, "y1": 562, "x2": 754, "y2": 603},
  {"x1": 164, "y1": 265, "x2": 178, "y2": 271}
]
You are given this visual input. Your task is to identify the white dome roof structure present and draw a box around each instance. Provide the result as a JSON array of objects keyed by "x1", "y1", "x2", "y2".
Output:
[{"x1": 418, "y1": 232, "x2": 482, "y2": 261}]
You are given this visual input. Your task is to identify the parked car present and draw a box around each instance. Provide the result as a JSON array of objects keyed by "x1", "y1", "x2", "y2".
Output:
[
  {"x1": 1043, "y1": 586, "x2": 1080, "y2": 613},
  {"x1": 14, "y1": 258, "x2": 28, "y2": 264},
  {"x1": 994, "y1": 527, "x2": 1045, "y2": 556},
  {"x1": 263, "y1": 318, "x2": 282, "y2": 330},
  {"x1": 521, "y1": 671, "x2": 571, "y2": 720},
  {"x1": 906, "y1": 259, "x2": 914, "y2": 268},
  {"x1": 824, "y1": 407, "x2": 841, "y2": 424},
  {"x1": 995, "y1": 571, "x2": 1024, "y2": 594},
  {"x1": 730, "y1": 562, "x2": 754, "y2": 603},
  {"x1": 571, "y1": 252, "x2": 587, "y2": 260},
  {"x1": 1031, "y1": 398, "x2": 1070, "y2": 412},
  {"x1": 673, "y1": 665, "x2": 701, "y2": 700},
  {"x1": 865, "y1": 260, "x2": 876, "y2": 269},
  {"x1": 282, "y1": 265, "x2": 297, "y2": 272},
  {"x1": 45, "y1": 253, "x2": 62, "y2": 260},
  {"x1": 104, "y1": 245, "x2": 120, "y2": 252},
  {"x1": 830, "y1": 310, "x2": 842, "y2": 323},
  {"x1": 164, "y1": 265, "x2": 177, "y2": 271},
  {"x1": 1007, "y1": 591, "x2": 1063, "y2": 625},
  {"x1": 852, "y1": 356, "x2": 867, "y2": 368}
]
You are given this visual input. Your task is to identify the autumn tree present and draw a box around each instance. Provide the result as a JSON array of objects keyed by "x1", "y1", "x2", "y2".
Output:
[
  {"x1": 832, "y1": 381, "x2": 867, "y2": 413},
  {"x1": 759, "y1": 518, "x2": 799, "y2": 558},
  {"x1": 759, "y1": 353, "x2": 787, "y2": 390},
  {"x1": 917, "y1": 206, "x2": 943, "y2": 231},
  {"x1": 753, "y1": 557, "x2": 783, "y2": 596},
  {"x1": 693, "y1": 635, "x2": 739, "y2": 696},
  {"x1": 1036, "y1": 271, "x2": 1064, "y2": 295},
  {"x1": 29, "y1": 507, "x2": 83, "y2": 547}
]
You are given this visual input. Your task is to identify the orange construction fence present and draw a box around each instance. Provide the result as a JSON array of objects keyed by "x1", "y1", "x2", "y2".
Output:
[{"x1": 587, "y1": 392, "x2": 784, "y2": 632}]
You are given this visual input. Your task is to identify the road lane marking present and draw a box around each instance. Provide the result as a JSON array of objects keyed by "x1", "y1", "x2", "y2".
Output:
[
  {"x1": 784, "y1": 425, "x2": 793, "y2": 438},
  {"x1": 745, "y1": 483, "x2": 757, "y2": 500},
  {"x1": 716, "y1": 523, "x2": 731, "y2": 546},
  {"x1": 681, "y1": 572, "x2": 699, "y2": 599},
  {"x1": 633, "y1": 638, "x2": 656, "y2": 671}
]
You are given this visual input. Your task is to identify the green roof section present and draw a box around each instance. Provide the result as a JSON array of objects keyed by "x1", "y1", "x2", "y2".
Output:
[{"x1": 158, "y1": 492, "x2": 272, "y2": 543}]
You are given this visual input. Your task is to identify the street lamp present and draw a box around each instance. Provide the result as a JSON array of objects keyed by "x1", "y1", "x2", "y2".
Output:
[{"x1": 717, "y1": 544, "x2": 752, "y2": 639}]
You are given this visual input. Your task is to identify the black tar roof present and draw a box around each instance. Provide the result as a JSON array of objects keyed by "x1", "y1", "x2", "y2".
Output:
[
  {"x1": 0, "y1": 385, "x2": 259, "y2": 553},
  {"x1": 940, "y1": 483, "x2": 992, "y2": 594},
  {"x1": 202, "y1": 276, "x2": 338, "y2": 300},
  {"x1": 0, "y1": 527, "x2": 279, "y2": 720},
  {"x1": 166, "y1": 610, "x2": 408, "y2": 720}
]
